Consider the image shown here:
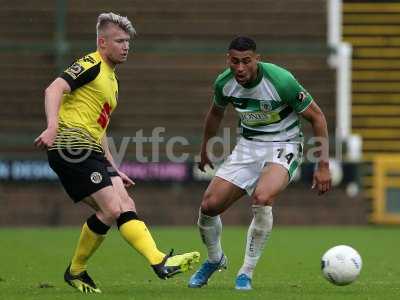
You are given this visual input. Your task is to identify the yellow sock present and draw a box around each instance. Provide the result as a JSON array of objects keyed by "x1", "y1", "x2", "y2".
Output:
[
  {"x1": 119, "y1": 219, "x2": 165, "y2": 265},
  {"x1": 70, "y1": 223, "x2": 106, "y2": 275}
]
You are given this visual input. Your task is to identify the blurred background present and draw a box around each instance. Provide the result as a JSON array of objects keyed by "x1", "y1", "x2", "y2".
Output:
[{"x1": 0, "y1": 0, "x2": 399, "y2": 226}]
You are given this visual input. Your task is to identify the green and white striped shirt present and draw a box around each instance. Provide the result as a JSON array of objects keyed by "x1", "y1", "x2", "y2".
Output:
[{"x1": 214, "y1": 62, "x2": 313, "y2": 142}]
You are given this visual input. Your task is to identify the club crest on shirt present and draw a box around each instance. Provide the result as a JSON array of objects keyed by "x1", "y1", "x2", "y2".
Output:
[
  {"x1": 260, "y1": 100, "x2": 272, "y2": 112},
  {"x1": 297, "y1": 91, "x2": 307, "y2": 102},
  {"x1": 65, "y1": 62, "x2": 85, "y2": 79}
]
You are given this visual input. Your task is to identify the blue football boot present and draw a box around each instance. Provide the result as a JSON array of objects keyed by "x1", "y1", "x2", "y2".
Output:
[
  {"x1": 188, "y1": 254, "x2": 227, "y2": 288},
  {"x1": 235, "y1": 273, "x2": 252, "y2": 290}
]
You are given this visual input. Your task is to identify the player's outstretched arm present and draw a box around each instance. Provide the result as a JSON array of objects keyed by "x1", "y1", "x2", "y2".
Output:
[
  {"x1": 34, "y1": 78, "x2": 71, "y2": 149},
  {"x1": 198, "y1": 103, "x2": 225, "y2": 172},
  {"x1": 300, "y1": 101, "x2": 332, "y2": 195}
]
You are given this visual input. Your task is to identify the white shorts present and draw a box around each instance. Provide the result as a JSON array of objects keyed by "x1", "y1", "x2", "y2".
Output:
[{"x1": 215, "y1": 137, "x2": 303, "y2": 195}]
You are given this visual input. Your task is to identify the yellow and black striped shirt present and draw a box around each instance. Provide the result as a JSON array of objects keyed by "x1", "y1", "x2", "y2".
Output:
[{"x1": 49, "y1": 51, "x2": 119, "y2": 152}]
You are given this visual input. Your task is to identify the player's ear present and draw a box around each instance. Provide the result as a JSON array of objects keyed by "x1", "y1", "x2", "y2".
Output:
[
  {"x1": 226, "y1": 53, "x2": 231, "y2": 65},
  {"x1": 255, "y1": 53, "x2": 261, "y2": 62},
  {"x1": 97, "y1": 36, "x2": 106, "y2": 49}
]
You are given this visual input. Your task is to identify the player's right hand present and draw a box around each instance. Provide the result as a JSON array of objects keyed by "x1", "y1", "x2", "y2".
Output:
[
  {"x1": 198, "y1": 151, "x2": 214, "y2": 172},
  {"x1": 34, "y1": 127, "x2": 58, "y2": 150}
]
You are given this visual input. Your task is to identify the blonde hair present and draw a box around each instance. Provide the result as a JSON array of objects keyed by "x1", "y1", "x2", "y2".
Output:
[{"x1": 96, "y1": 12, "x2": 136, "y2": 38}]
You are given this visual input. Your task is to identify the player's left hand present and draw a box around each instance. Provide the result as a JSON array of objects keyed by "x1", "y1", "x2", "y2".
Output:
[
  {"x1": 118, "y1": 171, "x2": 135, "y2": 188},
  {"x1": 34, "y1": 127, "x2": 58, "y2": 149},
  {"x1": 312, "y1": 164, "x2": 331, "y2": 195}
]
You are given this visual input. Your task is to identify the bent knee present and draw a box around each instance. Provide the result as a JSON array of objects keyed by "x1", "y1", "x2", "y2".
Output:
[
  {"x1": 252, "y1": 192, "x2": 275, "y2": 206},
  {"x1": 200, "y1": 193, "x2": 221, "y2": 217},
  {"x1": 100, "y1": 205, "x2": 122, "y2": 223},
  {"x1": 120, "y1": 195, "x2": 136, "y2": 211}
]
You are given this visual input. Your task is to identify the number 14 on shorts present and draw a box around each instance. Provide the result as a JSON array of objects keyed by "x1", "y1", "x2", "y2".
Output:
[{"x1": 276, "y1": 148, "x2": 294, "y2": 165}]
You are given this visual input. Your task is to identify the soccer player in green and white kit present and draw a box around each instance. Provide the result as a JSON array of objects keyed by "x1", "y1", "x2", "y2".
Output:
[{"x1": 188, "y1": 36, "x2": 332, "y2": 290}]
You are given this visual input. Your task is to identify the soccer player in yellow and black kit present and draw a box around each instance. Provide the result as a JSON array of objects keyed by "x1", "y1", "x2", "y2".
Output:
[{"x1": 34, "y1": 12, "x2": 199, "y2": 294}]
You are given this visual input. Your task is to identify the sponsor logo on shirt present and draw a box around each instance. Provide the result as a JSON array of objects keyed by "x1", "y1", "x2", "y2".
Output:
[{"x1": 240, "y1": 111, "x2": 280, "y2": 126}]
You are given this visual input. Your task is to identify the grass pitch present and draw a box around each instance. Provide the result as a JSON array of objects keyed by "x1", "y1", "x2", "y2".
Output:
[{"x1": 1, "y1": 226, "x2": 399, "y2": 300}]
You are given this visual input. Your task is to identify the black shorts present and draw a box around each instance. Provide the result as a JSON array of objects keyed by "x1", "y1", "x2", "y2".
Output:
[{"x1": 47, "y1": 149, "x2": 119, "y2": 202}]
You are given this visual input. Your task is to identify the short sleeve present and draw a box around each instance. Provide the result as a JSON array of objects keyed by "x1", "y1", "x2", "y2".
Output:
[
  {"x1": 213, "y1": 78, "x2": 229, "y2": 108},
  {"x1": 214, "y1": 86, "x2": 228, "y2": 108},
  {"x1": 284, "y1": 73, "x2": 313, "y2": 113},
  {"x1": 60, "y1": 55, "x2": 101, "y2": 91}
]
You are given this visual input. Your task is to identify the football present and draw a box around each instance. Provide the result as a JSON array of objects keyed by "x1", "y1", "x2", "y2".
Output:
[{"x1": 321, "y1": 245, "x2": 362, "y2": 286}]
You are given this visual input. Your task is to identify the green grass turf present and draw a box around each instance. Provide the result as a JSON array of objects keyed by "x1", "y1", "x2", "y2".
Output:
[{"x1": 0, "y1": 226, "x2": 399, "y2": 300}]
